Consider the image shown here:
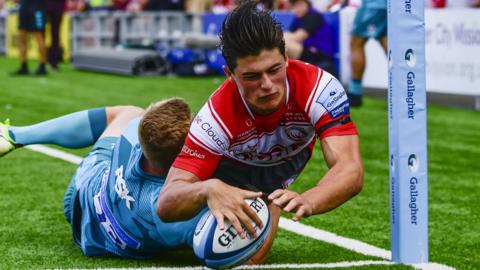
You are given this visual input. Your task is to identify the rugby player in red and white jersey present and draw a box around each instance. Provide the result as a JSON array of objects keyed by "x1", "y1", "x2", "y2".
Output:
[{"x1": 158, "y1": 1, "x2": 363, "y2": 264}]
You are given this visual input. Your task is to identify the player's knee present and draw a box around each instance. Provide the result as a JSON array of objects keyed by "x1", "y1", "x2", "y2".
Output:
[{"x1": 350, "y1": 36, "x2": 366, "y2": 49}]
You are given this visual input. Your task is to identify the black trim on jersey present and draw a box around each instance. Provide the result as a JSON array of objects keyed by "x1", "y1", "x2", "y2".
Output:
[{"x1": 317, "y1": 116, "x2": 352, "y2": 136}]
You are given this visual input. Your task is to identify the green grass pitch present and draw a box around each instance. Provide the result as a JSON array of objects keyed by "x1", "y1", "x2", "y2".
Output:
[{"x1": 0, "y1": 57, "x2": 478, "y2": 269}]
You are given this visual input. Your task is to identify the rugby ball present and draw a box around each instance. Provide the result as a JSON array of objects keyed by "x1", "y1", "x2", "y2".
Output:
[{"x1": 193, "y1": 198, "x2": 271, "y2": 269}]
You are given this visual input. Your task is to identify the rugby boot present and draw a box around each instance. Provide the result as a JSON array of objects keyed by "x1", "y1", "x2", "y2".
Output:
[
  {"x1": 34, "y1": 63, "x2": 48, "y2": 76},
  {"x1": 0, "y1": 119, "x2": 16, "y2": 157},
  {"x1": 11, "y1": 63, "x2": 29, "y2": 76}
]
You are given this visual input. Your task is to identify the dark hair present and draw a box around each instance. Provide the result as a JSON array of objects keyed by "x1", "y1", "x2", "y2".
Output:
[
  {"x1": 138, "y1": 98, "x2": 191, "y2": 172},
  {"x1": 219, "y1": 0, "x2": 286, "y2": 71}
]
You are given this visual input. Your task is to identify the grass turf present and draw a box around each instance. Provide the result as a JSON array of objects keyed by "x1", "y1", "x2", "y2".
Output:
[{"x1": 0, "y1": 57, "x2": 479, "y2": 269}]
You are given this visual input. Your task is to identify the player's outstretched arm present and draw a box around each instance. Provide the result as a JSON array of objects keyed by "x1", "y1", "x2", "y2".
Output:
[
  {"x1": 269, "y1": 134, "x2": 363, "y2": 221},
  {"x1": 157, "y1": 167, "x2": 264, "y2": 238}
]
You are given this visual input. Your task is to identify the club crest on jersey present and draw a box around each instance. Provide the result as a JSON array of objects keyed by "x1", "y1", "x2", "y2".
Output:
[
  {"x1": 316, "y1": 81, "x2": 349, "y2": 118},
  {"x1": 286, "y1": 127, "x2": 308, "y2": 141},
  {"x1": 114, "y1": 165, "x2": 135, "y2": 210}
]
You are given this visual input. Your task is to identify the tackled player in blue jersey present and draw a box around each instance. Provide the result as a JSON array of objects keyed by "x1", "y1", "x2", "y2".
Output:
[{"x1": 0, "y1": 99, "x2": 239, "y2": 259}]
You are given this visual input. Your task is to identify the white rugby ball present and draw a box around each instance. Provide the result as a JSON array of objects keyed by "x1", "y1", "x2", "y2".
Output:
[{"x1": 193, "y1": 197, "x2": 271, "y2": 269}]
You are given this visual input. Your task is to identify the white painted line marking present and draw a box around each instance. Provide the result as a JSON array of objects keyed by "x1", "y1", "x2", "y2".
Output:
[
  {"x1": 279, "y1": 218, "x2": 391, "y2": 260},
  {"x1": 25, "y1": 145, "x2": 455, "y2": 270},
  {"x1": 70, "y1": 261, "x2": 394, "y2": 270},
  {"x1": 26, "y1": 145, "x2": 83, "y2": 165},
  {"x1": 236, "y1": 260, "x2": 394, "y2": 269}
]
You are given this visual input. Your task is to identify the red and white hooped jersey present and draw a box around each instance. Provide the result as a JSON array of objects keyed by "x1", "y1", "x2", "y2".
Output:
[{"x1": 174, "y1": 59, "x2": 357, "y2": 188}]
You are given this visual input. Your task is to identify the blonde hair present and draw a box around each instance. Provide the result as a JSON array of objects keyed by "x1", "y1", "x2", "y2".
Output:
[{"x1": 138, "y1": 98, "x2": 192, "y2": 171}]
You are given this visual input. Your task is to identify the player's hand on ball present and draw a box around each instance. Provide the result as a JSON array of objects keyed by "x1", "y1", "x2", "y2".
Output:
[
  {"x1": 268, "y1": 189, "x2": 313, "y2": 221},
  {"x1": 205, "y1": 178, "x2": 263, "y2": 238}
]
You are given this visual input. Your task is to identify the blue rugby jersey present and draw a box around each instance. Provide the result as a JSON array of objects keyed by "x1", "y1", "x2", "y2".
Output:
[{"x1": 76, "y1": 118, "x2": 206, "y2": 258}]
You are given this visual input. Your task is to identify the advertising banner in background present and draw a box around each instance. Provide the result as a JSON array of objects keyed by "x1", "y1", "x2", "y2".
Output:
[
  {"x1": 340, "y1": 8, "x2": 480, "y2": 96},
  {"x1": 425, "y1": 9, "x2": 480, "y2": 96}
]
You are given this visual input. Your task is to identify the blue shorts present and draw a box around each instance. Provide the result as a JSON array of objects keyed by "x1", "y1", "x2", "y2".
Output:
[
  {"x1": 63, "y1": 137, "x2": 117, "y2": 236},
  {"x1": 18, "y1": 9, "x2": 46, "y2": 32},
  {"x1": 351, "y1": 7, "x2": 387, "y2": 39}
]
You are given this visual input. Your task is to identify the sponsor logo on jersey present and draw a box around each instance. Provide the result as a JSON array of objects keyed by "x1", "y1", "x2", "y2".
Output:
[
  {"x1": 316, "y1": 83, "x2": 349, "y2": 118},
  {"x1": 285, "y1": 112, "x2": 307, "y2": 122},
  {"x1": 201, "y1": 122, "x2": 227, "y2": 150},
  {"x1": 329, "y1": 101, "x2": 349, "y2": 118},
  {"x1": 182, "y1": 145, "x2": 206, "y2": 159},
  {"x1": 194, "y1": 115, "x2": 202, "y2": 124},
  {"x1": 114, "y1": 165, "x2": 135, "y2": 210},
  {"x1": 237, "y1": 127, "x2": 257, "y2": 141}
]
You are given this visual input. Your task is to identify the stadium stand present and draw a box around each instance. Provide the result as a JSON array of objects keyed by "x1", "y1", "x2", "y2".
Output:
[{"x1": 70, "y1": 11, "x2": 201, "y2": 52}]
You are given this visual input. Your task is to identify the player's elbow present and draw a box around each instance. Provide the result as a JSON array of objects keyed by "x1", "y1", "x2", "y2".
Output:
[
  {"x1": 156, "y1": 194, "x2": 178, "y2": 222},
  {"x1": 156, "y1": 204, "x2": 170, "y2": 221},
  {"x1": 350, "y1": 160, "x2": 364, "y2": 196}
]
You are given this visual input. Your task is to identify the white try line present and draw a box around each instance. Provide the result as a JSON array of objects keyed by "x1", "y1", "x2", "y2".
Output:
[
  {"x1": 26, "y1": 145, "x2": 455, "y2": 270},
  {"x1": 71, "y1": 260, "x2": 395, "y2": 270}
]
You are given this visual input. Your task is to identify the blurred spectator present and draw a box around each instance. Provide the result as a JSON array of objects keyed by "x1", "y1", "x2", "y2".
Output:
[
  {"x1": 348, "y1": 0, "x2": 387, "y2": 107},
  {"x1": 0, "y1": 0, "x2": 7, "y2": 15},
  {"x1": 311, "y1": 0, "x2": 342, "y2": 11},
  {"x1": 65, "y1": 0, "x2": 86, "y2": 12},
  {"x1": 212, "y1": 0, "x2": 233, "y2": 12},
  {"x1": 185, "y1": 0, "x2": 212, "y2": 13},
  {"x1": 88, "y1": 0, "x2": 112, "y2": 10},
  {"x1": 284, "y1": 0, "x2": 336, "y2": 75},
  {"x1": 472, "y1": 0, "x2": 480, "y2": 7},
  {"x1": 12, "y1": 0, "x2": 48, "y2": 75},
  {"x1": 112, "y1": 0, "x2": 129, "y2": 10},
  {"x1": 144, "y1": 0, "x2": 183, "y2": 11},
  {"x1": 46, "y1": 0, "x2": 65, "y2": 70},
  {"x1": 127, "y1": 0, "x2": 183, "y2": 12}
]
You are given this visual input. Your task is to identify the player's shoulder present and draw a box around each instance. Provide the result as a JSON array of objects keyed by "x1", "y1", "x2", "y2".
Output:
[
  {"x1": 202, "y1": 79, "x2": 246, "y2": 138},
  {"x1": 287, "y1": 59, "x2": 324, "y2": 90},
  {"x1": 287, "y1": 59, "x2": 332, "y2": 108}
]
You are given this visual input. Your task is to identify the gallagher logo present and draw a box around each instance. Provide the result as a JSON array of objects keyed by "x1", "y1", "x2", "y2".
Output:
[
  {"x1": 286, "y1": 127, "x2": 308, "y2": 141},
  {"x1": 408, "y1": 154, "x2": 419, "y2": 173},
  {"x1": 405, "y1": 49, "x2": 416, "y2": 68}
]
